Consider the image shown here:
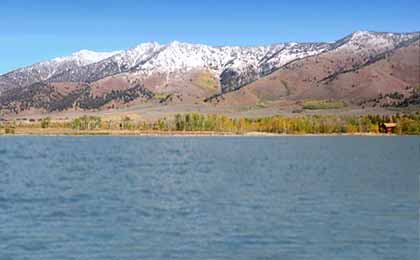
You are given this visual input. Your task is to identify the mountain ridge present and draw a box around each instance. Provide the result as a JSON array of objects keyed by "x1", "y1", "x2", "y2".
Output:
[
  {"x1": 2, "y1": 30, "x2": 418, "y2": 75},
  {"x1": 0, "y1": 30, "x2": 419, "y2": 116}
]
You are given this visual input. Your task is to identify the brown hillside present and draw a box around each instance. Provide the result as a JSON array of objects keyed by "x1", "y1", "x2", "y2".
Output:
[{"x1": 216, "y1": 40, "x2": 420, "y2": 105}]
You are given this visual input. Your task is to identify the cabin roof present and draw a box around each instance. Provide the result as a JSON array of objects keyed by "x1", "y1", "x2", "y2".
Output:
[{"x1": 383, "y1": 123, "x2": 397, "y2": 128}]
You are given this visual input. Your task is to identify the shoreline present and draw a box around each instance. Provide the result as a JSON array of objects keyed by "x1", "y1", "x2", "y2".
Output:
[
  {"x1": 0, "y1": 128, "x2": 409, "y2": 137},
  {"x1": 2, "y1": 112, "x2": 419, "y2": 136}
]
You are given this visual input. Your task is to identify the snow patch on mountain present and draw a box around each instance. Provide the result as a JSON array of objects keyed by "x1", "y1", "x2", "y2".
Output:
[
  {"x1": 336, "y1": 31, "x2": 418, "y2": 53},
  {"x1": 110, "y1": 42, "x2": 163, "y2": 69},
  {"x1": 53, "y1": 50, "x2": 122, "y2": 66}
]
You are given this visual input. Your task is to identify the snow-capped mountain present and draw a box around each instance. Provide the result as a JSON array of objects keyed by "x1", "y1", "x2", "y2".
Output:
[
  {"x1": 47, "y1": 42, "x2": 164, "y2": 83},
  {"x1": 54, "y1": 42, "x2": 295, "y2": 82},
  {"x1": 2, "y1": 31, "x2": 417, "y2": 94},
  {"x1": 46, "y1": 40, "x2": 333, "y2": 92},
  {"x1": 0, "y1": 49, "x2": 120, "y2": 89},
  {"x1": 0, "y1": 30, "x2": 418, "y2": 108},
  {"x1": 335, "y1": 31, "x2": 417, "y2": 53},
  {"x1": 52, "y1": 49, "x2": 122, "y2": 66}
]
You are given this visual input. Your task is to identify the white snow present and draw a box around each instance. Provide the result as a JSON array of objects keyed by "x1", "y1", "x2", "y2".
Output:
[
  {"x1": 53, "y1": 49, "x2": 122, "y2": 66},
  {"x1": 336, "y1": 30, "x2": 417, "y2": 54}
]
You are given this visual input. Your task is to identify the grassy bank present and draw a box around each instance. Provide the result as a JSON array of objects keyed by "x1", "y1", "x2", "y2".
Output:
[{"x1": 1, "y1": 113, "x2": 420, "y2": 135}]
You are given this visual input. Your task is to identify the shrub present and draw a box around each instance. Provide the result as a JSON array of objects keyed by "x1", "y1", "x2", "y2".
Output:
[
  {"x1": 71, "y1": 116, "x2": 101, "y2": 130},
  {"x1": 40, "y1": 117, "x2": 51, "y2": 128},
  {"x1": 5, "y1": 127, "x2": 15, "y2": 134}
]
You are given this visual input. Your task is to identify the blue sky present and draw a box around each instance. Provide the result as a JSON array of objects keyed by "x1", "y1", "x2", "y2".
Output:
[{"x1": 1, "y1": 0, "x2": 419, "y2": 74}]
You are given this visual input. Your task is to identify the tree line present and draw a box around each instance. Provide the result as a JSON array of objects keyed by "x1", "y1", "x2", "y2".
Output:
[{"x1": 2, "y1": 113, "x2": 420, "y2": 135}]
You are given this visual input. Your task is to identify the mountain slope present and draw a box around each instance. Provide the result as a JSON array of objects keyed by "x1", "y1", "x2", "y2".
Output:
[{"x1": 214, "y1": 34, "x2": 419, "y2": 106}]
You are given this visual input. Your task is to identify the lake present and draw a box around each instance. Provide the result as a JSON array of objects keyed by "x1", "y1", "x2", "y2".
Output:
[{"x1": 0, "y1": 136, "x2": 419, "y2": 259}]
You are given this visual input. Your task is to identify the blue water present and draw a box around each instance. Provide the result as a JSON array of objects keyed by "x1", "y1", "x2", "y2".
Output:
[{"x1": 0, "y1": 136, "x2": 419, "y2": 259}]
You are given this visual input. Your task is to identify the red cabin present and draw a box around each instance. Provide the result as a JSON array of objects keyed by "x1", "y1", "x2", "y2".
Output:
[{"x1": 379, "y1": 123, "x2": 397, "y2": 134}]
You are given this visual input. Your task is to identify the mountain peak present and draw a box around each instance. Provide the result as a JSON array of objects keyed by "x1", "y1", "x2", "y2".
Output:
[
  {"x1": 169, "y1": 40, "x2": 182, "y2": 45},
  {"x1": 131, "y1": 42, "x2": 162, "y2": 51},
  {"x1": 53, "y1": 49, "x2": 121, "y2": 66}
]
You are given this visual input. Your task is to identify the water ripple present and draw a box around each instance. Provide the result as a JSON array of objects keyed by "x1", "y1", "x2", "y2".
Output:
[{"x1": 0, "y1": 136, "x2": 418, "y2": 259}]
